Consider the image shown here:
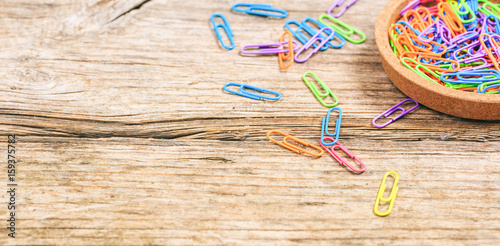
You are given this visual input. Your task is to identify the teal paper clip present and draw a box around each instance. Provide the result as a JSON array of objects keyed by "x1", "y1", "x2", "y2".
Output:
[
  {"x1": 321, "y1": 107, "x2": 342, "y2": 146},
  {"x1": 302, "y1": 72, "x2": 339, "y2": 107},
  {"x1": 223, "y1": 83, "x2": 281, "y2": 101},
  {"x1": 232, "y1": 3, "x2": 288, "y2": 18},
  {"x1": 210, "y1": 13, "x2": 235, "y2": 50},
  {"x1": 319, "y1": 14, "x2": 366, "y2": 44}
]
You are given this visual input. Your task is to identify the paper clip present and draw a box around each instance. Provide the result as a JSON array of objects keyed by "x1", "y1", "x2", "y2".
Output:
[
  {"x1": 285, "y1": 20, "x2": 329, "y2": 52},
  {"x1": 210, "y1": 13, "x2": 235, "y2": 50},
  {"x1": 232, "y1": 3, "x2": 288, "y2": 18},
  {"x1": 301, "y1": 17, "x2": 346, "y2": 49},
  {"x1": 295, "y1": 27, "x2": 334, "y2": 63},
  {"x1": 240, "y1": 40, "x2": 300, "y2": 55},
  {"x1": 374, "y1": 171, "x2": 399, "y2": 217},
  {"x1": 319, "y1": 14, "x2": 366, "y2": 44},
  {"x1": 372, "y1": 99, "x2": 418, "y2": 128},
  {"x1": 223, "y1": 83, "x2": 281, "y2": 101},
  {"x1": 327, "y1": 0, "x2": 359, "y2": 18},
  {"x1": 267, "y1": 131, "x2": 324, "y2": 157},
  {"x1": 302, "y1": 72, "x2": 339, "y2": 107},
  {"x1": 320, "y1": 107, "x2": 342, "y2": 146},
  {"x1": 279, "y1": 31, "x2": 295, "y2": 69},
  {"x1": 320, "y1": 140, "x2": 366, "y2": 173}
]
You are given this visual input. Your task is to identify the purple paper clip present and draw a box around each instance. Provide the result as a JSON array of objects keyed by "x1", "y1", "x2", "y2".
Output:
[
  {"x1": 400, "y1": 0, "x2": 420, "y2": 16},
  {"x1": 372, "y1": 99, "x2": 419, "y2": 128},
  {"x1": 294, "y1": 27, "x2": 334, "y2": 63},
  {"x1": 240, "y1": 40, "x2": 300, "y2": 55},
  {"x1": 327, "y1": 0, "x2": 358, "y2": 18}
]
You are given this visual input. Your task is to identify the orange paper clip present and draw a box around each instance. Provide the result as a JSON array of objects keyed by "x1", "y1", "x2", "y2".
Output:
[
  {"x1": 279, "y1": 31, "x2": 294, "y2": 69},
  {"x1": 438, "y1": 2, "x2": 465, "y2": 37},
  {"x1": 267, "y1": 130, "x2": 324, "y2": 157}
]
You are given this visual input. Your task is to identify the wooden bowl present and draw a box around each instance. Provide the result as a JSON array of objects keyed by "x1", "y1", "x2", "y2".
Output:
[{"x1": 375, "y1": 0, "x2": 500, "y2": 120}]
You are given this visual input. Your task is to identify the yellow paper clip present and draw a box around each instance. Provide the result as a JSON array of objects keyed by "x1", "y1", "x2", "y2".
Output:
[{"x1": 374, "y1": 171, "x2": 399, "y2": 217}]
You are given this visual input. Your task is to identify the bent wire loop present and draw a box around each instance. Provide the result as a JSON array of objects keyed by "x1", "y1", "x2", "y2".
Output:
[
  {"x1": 301, "y1": 17, "x2": 346, "y2": 49},
  {"x1": 240, "y1": 40, "x2": 300, "y2": 55},
  {"x1": 295, "y1": 27, "x2": 335, "y2": 63},
  {"x1": 374, "y1": 171, "x2": 399, "y2": 217},
  {"x1": 320, "y1": 140, "x2": 366, "y2": 173},
  {"x1": 320, "y1": 107, "x2": 342, "y2": 146},
  {"x1": 279, "y1": 31, "x2": 295, "y2": 69},
  {"x1": 319, "y1": 14, "x2": 366, "y2": 44},
  {"x1": 372, "y1": 99, "x2": 419, "y2": 128},
  {"x1": 285, "y1": 20, "x2": 329, "y2": 51},
  {"x1": 232, "y1": 3, "x2": 288, "y2": 18},
  {"x1": 302, "y1": 72, "x2": 339, "y2": 107},
  {"x1": 210, "y1": 13, "x2": 235, "y2": 50},
  {"x1": 223, "y1": 83, "x2": 281, "y2": 101},
  {"x1": 267, "y1": 130, "x2": 324, "y2": 157},
  {"x1": 327, "y1": 0, "x2": 359, "y2": 18}
]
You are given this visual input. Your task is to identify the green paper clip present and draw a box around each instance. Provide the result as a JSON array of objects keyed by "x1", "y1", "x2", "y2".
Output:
[
  {"x1": 319, "y1": 14, "x2": 366, "y2": 44},
  {"x1": 302, "y1": 72, "x2": 339, "y2": 107}
]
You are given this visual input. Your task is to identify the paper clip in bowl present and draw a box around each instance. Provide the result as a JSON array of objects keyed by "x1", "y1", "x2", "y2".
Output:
[
  {"x1": 295, "y1": 27, "x2": 334, "y2": 63},
  {"x1": 279, "y1": 31, "x2": 295, "y2": 69},
  {"x1": 223, "y1": 83, "x2": 281, "y2": 101},
  {"x1": 372, "y1": 99, "x2": 418, "y2": 128},
  {"x1": 320, "y1": 140, "x2": 366, "y2": 173},
  {"x1": 320, "y1": 107, "x2": 342, "y2": 146},
  {"x1": 232, "y1": 3, "x2": 288, "y2": 18},
  {"x1": 327, "y1": 0, "x2": 359, "y2": 18},
  {"x1": 267, "y1": 131, "x2": 324, "y2": 157},
  {"x1": 374, "y1": 171, "x2": 399, "y2": 217},
  {"x1": 210, "y1": 13, "x2": 235, "y2": 50},
  {"x1": 302, "y1": 72, "x2": 339, "y2": 107}
]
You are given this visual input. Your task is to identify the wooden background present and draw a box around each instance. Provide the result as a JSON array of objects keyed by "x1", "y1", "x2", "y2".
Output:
[{"x1": 0, "y1": 0, "x2": 499, "y2": 245}]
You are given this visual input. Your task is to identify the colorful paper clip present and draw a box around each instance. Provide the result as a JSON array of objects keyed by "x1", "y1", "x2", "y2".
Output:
[
  {"x1": 285, "y1": 20, "x2": 329, "y2": 52},
  {"x1": 319, "y1": 14, "x2": 366, "y2": 44},
  {"x1": 374, "y1": 171, "x2": 399, "y2": 217},
  {"x1": 210, "y1": 13, "x2": 235, "y2": 50},
  {"x1": 295, "y1": 27, "x2": 335, "y2": 63},
  {"x1": 320, "y1": 107, "x2": 342, "y2": 146},
  {"x1": 241, "y1": 40, "x2": 300, "y2": 55},
  {"x1": 223, "y1": 83, "x2": 281, "y2": 101},
  {"x1": 320, "y1": 140, "x2": 366, "y2": 173},
  {"x1": 302, "y1": 72, "x2": 339, "y2": 107},
  {"x1": 301, "y1": 17, "x2": 346, "y2": 49},
  {"x1": 279, "y1": 31, "x2": 295, "y2": 69},
  {"x1": 327, "y1": 0, "x2": 359, "y2": 18},
  {"x1": 232, "y1": 3, "x2": 288, "y2": 18},
  {"x1": 267, "y1": 131, "x2": 324, "y2": 157},
  {"x1": 372, "y1": 99, "x2": 419, "y2": 128}
]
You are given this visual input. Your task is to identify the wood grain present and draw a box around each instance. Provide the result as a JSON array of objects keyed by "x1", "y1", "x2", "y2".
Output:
[{"x1": 0, "y1": 0, "x2": 499, "y2": 245}]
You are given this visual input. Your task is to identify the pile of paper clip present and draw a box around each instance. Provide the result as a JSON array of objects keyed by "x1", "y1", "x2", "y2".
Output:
[
  {"x1": 390, "y1": 0, "x2": 500, "y2": 94},
  {"x1": 211, "y1": 1, "x2": 411, "y2": 217}
]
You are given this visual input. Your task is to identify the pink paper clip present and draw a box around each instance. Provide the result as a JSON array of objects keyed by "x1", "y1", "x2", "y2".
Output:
[
  {"x1": 320, "y1": 138, "x2": 366, "y2": 173},
  {"x1": 294, "y1": 27, "x2": 334, "y2": 63}
]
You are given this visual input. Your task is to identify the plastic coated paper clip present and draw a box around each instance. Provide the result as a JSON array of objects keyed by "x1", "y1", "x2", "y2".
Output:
[
  {"x1": 279, "y1": 31, "x2": 295, "y2": 69},
  {"x1": 232, "y1": 3, "x2": 288, "y2": 18},
  {"x1": 267, "y1": 130, "x2": 324, "y2": 157},
  {"x1": 320, "y1": 140, "x2": 366, "y2": 173},
  {"x1": 327, "y1": 0, "x2": 359, "y2": 18},
  {"x1": 320, "y1": 107, "x2": 342, "y2": 146},
  {"x1": 374, "y1": 171, "x2": 399, "y2": 217},
  {"x1": 302, "y1": 72, "x2": 339, "y2": 107},
  {"x1": 223, "y1": 83, "x2": 281, "y2": 101},
  {"x1": 372, "y1": 99, "x2": 418, "y2": 128},
  {"x1": 210, "y1": 13, "x2": 235, "y2": 50},
  {"x1": 241, "y1": 40, "x2": 300, "y2": 55},
  {"x1": 295, "y1": 27, "x2": 335, "y2": 63}
]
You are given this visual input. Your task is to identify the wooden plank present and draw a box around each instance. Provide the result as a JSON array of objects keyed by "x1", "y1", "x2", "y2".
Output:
[{"x1": 0, "y1": 0, "x2": 499, "y2": 245}]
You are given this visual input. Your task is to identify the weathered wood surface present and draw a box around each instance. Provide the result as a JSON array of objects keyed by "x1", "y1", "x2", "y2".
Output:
[{"x1": 0, "y1": 0, "x2": 499, "y2": 245}]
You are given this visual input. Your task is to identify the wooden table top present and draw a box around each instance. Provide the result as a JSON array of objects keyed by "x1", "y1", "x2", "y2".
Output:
[{"x1": 1, "y1": 0, "x2": 499, "y2": 245}]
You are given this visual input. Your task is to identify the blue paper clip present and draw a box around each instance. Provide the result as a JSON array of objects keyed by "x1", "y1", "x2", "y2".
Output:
[
  {"x1": 285, "y1": 20, "x2": 329, "y2": 51},
  {"x1": 232, "y1": 3, "x2": 288, "y2": 18},
  {"x1": 210, "y1": 13, "x2": 235, "y2": 50},
  {"x1": 321, "y1": 107, "x2": 342, "y2": 146},
  {"x1": 301, "y1": 17, "x2": 346, "y2": 49},
  {"x1": 223, "y1": 82, "x2": 281, "y2": 101},
  {"x1": 372, "y1": 99, "x2": 419, "y2": 128},
  {"x1": 441, "y1": 69, "x2": 500, "y2": 85}
]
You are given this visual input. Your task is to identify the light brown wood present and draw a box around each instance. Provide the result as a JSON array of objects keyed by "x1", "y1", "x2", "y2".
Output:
[{"x1": 0, "y1": 0, "x2": 499, "y2": 245}]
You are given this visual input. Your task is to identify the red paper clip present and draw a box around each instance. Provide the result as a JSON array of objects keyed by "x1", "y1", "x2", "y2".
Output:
[{"x1": 320, "y1": 138, "x2": 366, "y2": 173}]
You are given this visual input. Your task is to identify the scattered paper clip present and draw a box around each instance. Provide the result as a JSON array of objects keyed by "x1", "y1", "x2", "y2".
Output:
[
  {"x1": 241, "y1": 40, "x2": 300, "y2": 55},
  {"x1": 279, "y1": 31, "x2": 295, "y2": 69},
  {"x1": 301, "y1": 17, "x2": 346, "y2": 49},
  {"x1": 327, "y1": 0, "x2": 359, "y2": 18},
  {"x1": 374, "y1": 171, "x2": 399, "y2": 217},
  {"x1": 295, "y1": 27, "x2": 335, "y2": 63},
  {"x1": 319, "y1": 14, "x2": 366, "y2": 44},
  {"x1": 320, "y1": 107, "x2": 342, "y2": 146},
  {"x1": 267, "y1": 130, "x2": 324, "y2": 157},
  {"x1": 232, "y1": 3, "x2": 288, "y2": 18},
  {"x1": 372, "y1": 99, "x2": 418, "y2": 128},
  {"x1": 302, "y1": 72, "x2": 339, "y2": 107},
  {"x1": 210, "y1": 13, "x2": 235, "y2": 50},
  {"x1": 223, "y1": 83, "x2": 281, "y2": 101},
  {"x1": 320, "y1": 140, "x2": 366, "y2": 173},
  {"x1": 285, "y1": 20, "x2": 329, "y2": 52}
]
